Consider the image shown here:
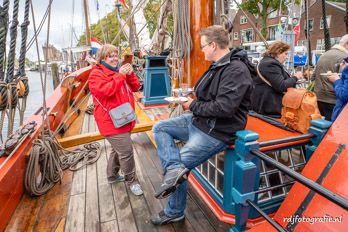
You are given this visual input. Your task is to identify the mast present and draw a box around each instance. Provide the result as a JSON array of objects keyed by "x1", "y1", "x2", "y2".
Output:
[
  {"x1": 184, "y1": 0, "x2": 214, "y2": 86},
  {"x1": 83, "y1": 0, "x2": 91, "y2": 46}
]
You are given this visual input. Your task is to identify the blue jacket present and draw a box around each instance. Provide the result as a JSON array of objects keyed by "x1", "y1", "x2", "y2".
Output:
[{"x1": 332, "y1": 66, "x2": 348, "y2": 121}]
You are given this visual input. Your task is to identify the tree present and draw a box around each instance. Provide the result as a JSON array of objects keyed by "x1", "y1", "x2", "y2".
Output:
[{"x1": 240, "y1": 0, "x2": 301, "y2": 39}]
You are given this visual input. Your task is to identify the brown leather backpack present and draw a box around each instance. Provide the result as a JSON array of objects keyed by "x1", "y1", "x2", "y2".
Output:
[{"x1": 281, "y1": 88, "x2": 322, "y2": 133}]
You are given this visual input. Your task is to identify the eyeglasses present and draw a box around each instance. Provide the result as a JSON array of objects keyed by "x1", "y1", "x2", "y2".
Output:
[
  {"x1": 107, "y1": 54, "x2": 118, "y2": 59},
  {"x1": 200, "y1": 42, "x2": 212, "y2": 49}
]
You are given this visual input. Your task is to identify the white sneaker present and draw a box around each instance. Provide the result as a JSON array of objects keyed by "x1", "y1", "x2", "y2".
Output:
[{"x1": 130, "y1": 183, "x2": 143, "y2": 196}]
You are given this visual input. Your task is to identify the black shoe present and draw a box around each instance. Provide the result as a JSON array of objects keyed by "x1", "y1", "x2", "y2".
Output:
[
  {"x1": 154, "y1": 167, "x2": 190, "y2": 199},
  {"x1": 150, "y1": 210, "x2": 185, "y2": 225}
]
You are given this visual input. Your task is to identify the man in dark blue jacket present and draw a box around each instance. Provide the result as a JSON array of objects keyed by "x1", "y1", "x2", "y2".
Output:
[{"x1": 151, "y1": 25, "x2": 254, "y2": 225}]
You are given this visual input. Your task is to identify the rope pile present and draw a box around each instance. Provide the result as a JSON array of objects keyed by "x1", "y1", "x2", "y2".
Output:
[{"x1": 25, "y1": 132, "x2": 101, "y2": 196}]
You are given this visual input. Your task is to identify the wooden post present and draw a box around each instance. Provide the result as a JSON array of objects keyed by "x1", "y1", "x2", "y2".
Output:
[
  {"x1": 184, "y1": 0, "x2": 214, "y2": 86},
  {"x1": 51, "y1": 63, "x2": 60, "y2": 89}
]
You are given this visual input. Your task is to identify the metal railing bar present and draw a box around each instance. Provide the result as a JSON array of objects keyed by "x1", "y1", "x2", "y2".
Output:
[
  {"x1": 255, "y1": 181, "x2": 295, "y2": 194},
  {"x1": 251, "y1": 149, "x2": 348, "y2": 210},
  {"x1": 259, "y1": 133, "x2": 314, "y2": 148},
  {"x1": 247, "y1": 199, "x2": 288, "y2": 232}
]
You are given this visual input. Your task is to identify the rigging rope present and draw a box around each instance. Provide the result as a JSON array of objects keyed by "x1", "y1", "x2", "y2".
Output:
[
  {"x1": 0, "y1": 0, "x2": 9, "y2": 81},
  {"x1": 16, "y1": 0, "x2": 30, "y2": 78},
  {"x1": 111, "y1": 0, "x2": 148, "y2": 45},
  {"x1": 170, "y1": 0, "x2": 192, "y2": 87},
  {"x1": 94, "y1": 0, "x2": 108, "y2": 43},
  {"x1": 25, "y1": 0, "x2": 53, "y2": 53},
  {"x1": 15, "y1": 0, "x2": 31, "y2": 126},
  {"x1": 5, "y1": 0, "x2": 20, "y2": 83},
  {"x1": 172, "y1": 0, "x2": 191, "y2": 59},
  {"x1": 24, "y1": 0, "x2": 102, "y2": 197}
]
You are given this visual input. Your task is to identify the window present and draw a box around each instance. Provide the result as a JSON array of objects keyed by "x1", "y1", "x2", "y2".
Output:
[
  {"x1": 233, "y1": 32, "x2": 238, "y2": 40},
  {"x1": 240, "y1": 16, "x2": 247, "y2": 24},
  {"x1": 268, "y1": 9, "x2": 278, "y2": 19},
  {"x1": 317, "y1": 37, "x2": 341, "y2": 50},
  {"x1": 268, "y1": 25, "x2": 278, "y2": 40},
  {"x1": 330, "y1": 37, "x2": 341, "y2": 45},
  {"x1": 320, "y1": 15, "x2": 331, "y2": 29},
  {"x1": 304, "y1": 19, "x2": 314, "y2": 31},
  {"x1": 316, "y1": 39, "x2": 324, "y2": 50},
  {"x1": 241, "y1": 29, "x2": 253, "y2": 43},
  {"x1": 299, "y1": 40, "x2": 308, "y2": 47}
]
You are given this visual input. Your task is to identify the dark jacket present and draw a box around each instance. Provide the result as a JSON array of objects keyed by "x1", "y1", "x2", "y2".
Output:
[
  {"x1": 332, "y1": 66, "x2": 348, "y2": 121},
  {"x1": 251, "y1": 56, "x2": 297, "y2": 117},
  {"x1": 189, "y1": 49, "x2": 254, "y2": 145}
]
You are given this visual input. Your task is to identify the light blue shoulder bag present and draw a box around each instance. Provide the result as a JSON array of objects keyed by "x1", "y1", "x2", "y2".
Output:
[{"x1": 94, "y1": 81, "x2": 136, "y2": 128}]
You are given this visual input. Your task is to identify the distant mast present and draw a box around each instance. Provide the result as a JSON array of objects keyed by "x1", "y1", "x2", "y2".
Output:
[{"x1": 83, "y1": 0, "x2": 91, "y2": 45}]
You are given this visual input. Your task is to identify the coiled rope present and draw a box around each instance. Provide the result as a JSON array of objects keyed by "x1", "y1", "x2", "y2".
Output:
[
  {"x1": 171, "y1": 0, "x2": 192, "y2": 86},
  {"x1": 25, "y1": 132, "x2": 101, "y2": 196}
]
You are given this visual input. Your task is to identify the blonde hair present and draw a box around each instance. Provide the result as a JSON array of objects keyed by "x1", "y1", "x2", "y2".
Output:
[{"x1": 96, "y1": 44, "x2": 118, "y2": 64}]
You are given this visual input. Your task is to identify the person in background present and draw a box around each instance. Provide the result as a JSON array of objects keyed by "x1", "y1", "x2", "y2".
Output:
[
  {"x1": 251, "y1": 41, "x2": 302, "y2": 118},
  {"x1": 313, "y1": 34, "x2": 348, "y2": 120},
  {"x1": 88, "y1": 44, "x2": 143, "y2": 196},
  {"x1": 150, "y1": 25, "x2": 254, "y2": 225},
  {"x1": 327, "y1": 57, "x2": 348, "y2": 121}
]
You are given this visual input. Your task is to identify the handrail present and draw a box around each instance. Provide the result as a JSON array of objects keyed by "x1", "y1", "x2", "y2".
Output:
[
  {"x1": 247, "y1": 200, "x2": 287, "y2": 232},
  {"x1": 251, "y1": 149, "x2": 348, "y2": 210},
  {"x1": 259, "y1": 133, "x2": 314, "y2": 148}
]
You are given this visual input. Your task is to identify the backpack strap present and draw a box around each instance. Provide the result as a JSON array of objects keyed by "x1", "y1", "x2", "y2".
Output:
[{"x1": 256, "y1": 63, "x2": 272, "y2": 87}]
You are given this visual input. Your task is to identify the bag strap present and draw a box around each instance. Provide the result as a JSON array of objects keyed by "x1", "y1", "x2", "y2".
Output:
[
  {"x1": 124, "y1": 80, "x2": 131, "y2": 102},
  {"x1": 93, "y1": 80, "x2": 132, "y2": 112},
  {"x1": 256, "y1": 63, "x2": 272, "y2": 87},
  {"x1": 93, "y1": 96, "x2": 108, "y2": 112}
]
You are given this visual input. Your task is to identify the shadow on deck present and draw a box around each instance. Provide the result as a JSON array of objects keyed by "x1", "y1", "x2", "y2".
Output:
[{"x1": 5, "y1": 105, "x2": 230, "y2": 232}]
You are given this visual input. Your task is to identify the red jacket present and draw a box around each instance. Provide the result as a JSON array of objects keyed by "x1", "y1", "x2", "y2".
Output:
[{"x1": 88, "y1": 64, "x2": 140, "y2": 136}]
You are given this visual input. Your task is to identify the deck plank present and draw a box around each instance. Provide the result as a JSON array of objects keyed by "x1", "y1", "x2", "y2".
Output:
[
  {"x1": 100, "y1": 220, "x2": 119, "y2": 232},
  {"x1": 97, "y1": 150, "x2": 117, "y2": 222},
  {"x1": 102, "y1": 141, "x2": 138, "y2": 232},
  {"x1": 85, "y1": 158, "x2": 100, "y2": 232},
  {"x1": 64, "y1": 193, "x2": 85, "y2": 232},
  {"x1": 132, "y1": 141, "x2": 175, "y2": 232},
  {"x1": 127, "y1": 147, "x2": 160, "y2": 232},
  {"x1": 131, "y1": 133, "x2": 197, "y2": 232}
]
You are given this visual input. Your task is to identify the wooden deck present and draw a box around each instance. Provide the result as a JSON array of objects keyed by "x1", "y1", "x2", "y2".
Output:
[{"x1": 5, "y1": 103, "x2": 230, "y2": 231}]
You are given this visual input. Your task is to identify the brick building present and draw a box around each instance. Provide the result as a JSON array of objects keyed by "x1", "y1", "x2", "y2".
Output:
[
  {"x1": 298, "y1": 1, "x2": 346, "y2": 50},
  {"x1": 231, "y1": 0, "x2": 346, "y2": 51},
  {"x1": 42, "y1": 44, "x2": 62, "y2": 62}
]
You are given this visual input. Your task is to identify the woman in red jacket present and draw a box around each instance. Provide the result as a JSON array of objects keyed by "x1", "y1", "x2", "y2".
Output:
[{"x1": 88, "y1": 44, "x2": 143, "y2": 196}]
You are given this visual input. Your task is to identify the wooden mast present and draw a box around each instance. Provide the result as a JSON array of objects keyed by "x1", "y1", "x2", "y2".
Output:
[
  {"x1": 83, "y1": 0, "x2": 91, "y2": 45},
  {"x1": 184, "y1": 0, "x2": 214, "y2": 86}
]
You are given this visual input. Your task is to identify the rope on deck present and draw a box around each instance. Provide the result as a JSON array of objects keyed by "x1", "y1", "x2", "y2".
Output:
[{"x1": 25, "y1": 132, "x2": 101, "y2": 196}]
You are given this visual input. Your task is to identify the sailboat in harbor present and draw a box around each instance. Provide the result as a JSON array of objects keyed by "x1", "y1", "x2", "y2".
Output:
[{"x1": 0, "y1": 0, "x2": 347, "y2": 231}]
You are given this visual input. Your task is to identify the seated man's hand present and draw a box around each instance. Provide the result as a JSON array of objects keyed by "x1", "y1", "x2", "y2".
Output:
[{"x1": 182, "y1": 97, "x2": 194, "y2": 111}]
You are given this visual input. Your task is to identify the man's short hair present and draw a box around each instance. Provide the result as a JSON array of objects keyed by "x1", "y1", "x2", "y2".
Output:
[
  {"x1": 339, "y1": 34, "x2": 348, "y2": 46},
  {"x1": 200, "y1": 25, "x2": 229, "y2": 49}
]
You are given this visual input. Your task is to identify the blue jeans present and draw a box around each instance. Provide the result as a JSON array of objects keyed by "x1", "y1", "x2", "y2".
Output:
[{"x1": 152, "y1": 113, "x2": 227, "y2": 217}]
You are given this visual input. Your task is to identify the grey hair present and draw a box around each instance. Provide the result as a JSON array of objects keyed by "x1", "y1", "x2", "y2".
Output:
[{"x1": 339, "y1": 34, "x2": 348, "y2": 46}]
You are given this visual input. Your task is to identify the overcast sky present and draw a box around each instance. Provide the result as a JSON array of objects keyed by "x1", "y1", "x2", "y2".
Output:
[{"x1": 1, "y1": 0, "x2": 114, "y2": 60}]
